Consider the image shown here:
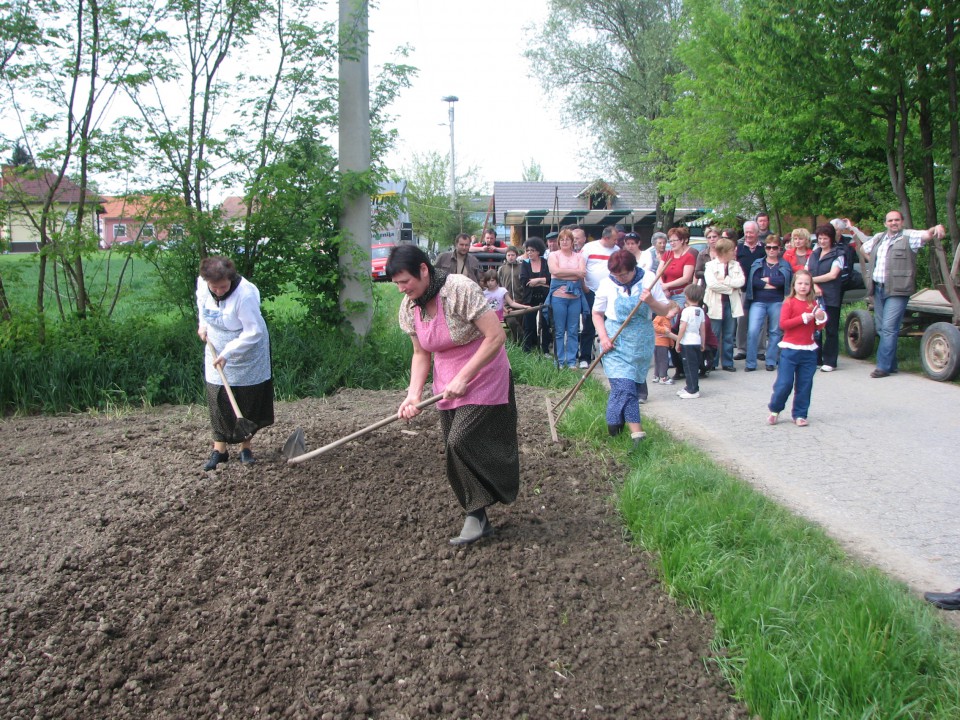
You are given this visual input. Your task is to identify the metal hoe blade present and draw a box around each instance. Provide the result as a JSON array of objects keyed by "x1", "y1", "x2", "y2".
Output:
[{"x1": 282, "y1": 427, "x2": 306, "y2": 459}]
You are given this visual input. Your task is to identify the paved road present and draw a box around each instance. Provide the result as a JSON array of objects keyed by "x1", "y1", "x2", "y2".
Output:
[{"x1": 607, "y1": 358, "x2": 960, "y2": 596}]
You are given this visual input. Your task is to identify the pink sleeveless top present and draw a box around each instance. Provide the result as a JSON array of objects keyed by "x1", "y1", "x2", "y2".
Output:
[{"x1": 414, "y1": 296, "x2": 510, "y2": 410}]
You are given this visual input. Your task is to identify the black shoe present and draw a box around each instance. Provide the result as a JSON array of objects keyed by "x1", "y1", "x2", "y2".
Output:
[
  {"x1": 203, "y1": 450, "x2": 229, "y2": 471},
  {"x1": 745, "y1": 367, "x2": 757, "y2": 372},
  {"x1": 766, "y1": 365, "x2": 776, "y2": 371},
  {"x1": 734, "y1": 352, "x2": 746, "y2": 360},
  {"x1": 924, "y1": 590, "x2": 960, "y2": 610},
  {"x1": 758, "y1": 353, "x2": 766, "y2": 361},
  {"x1": 722, "y1": 366, "x2": 736, "y2": 372},
  {"x1": 239, "y1": 448, "x2": 256, "y2": 465},
  {"x1": 870, "y1": 369, "x2": 890, "y2": 378},
  {"x1": 607, "y1": 423, "x2": 624, "y2": 437}
]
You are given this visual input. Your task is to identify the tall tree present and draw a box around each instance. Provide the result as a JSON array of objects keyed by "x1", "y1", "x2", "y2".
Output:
[
  {"x1": 521, "y1": 158, "x2": 544, "y2": 182},
  {"x1": 403, "y1": 151, "x2": 484, "y2": 253},
  {"x1": 526, "y1": 0, "x2": 685, "y2": 228},
  {"x1": 1, "y1": 0, "x2": 162, "y2": 338}
]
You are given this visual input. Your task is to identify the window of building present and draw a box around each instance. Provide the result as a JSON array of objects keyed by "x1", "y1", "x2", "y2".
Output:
[
  {"x1": 142, "y1": 223, "x2": 155, "y2": 238},
  {"x1": 170, "y1": 224, "x2": 184, "y2": 239},
  {"x1": 589, "y1": 192, "x2": 608, "y2": 211},
  {"x1": 114, "y1": 224, "x2": 127, "y2": 238}
]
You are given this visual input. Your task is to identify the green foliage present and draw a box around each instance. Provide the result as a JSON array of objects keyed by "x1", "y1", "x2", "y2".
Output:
[
  {"x1": 526, "y1": 0, "x2": 684, "y2": 225},
  {"x1": 403, "y1": 150, "x2": 487, "y2": 253}
]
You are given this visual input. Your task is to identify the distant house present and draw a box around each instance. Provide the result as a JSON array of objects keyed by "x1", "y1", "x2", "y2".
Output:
[
  {"x1": 99, "y1": 195, "x2": 183, "y2": 249},
  {"x1": 0, "y1": 166, "x2": 103, "y2": 253},
  {"x1": 492, "y1": 179, "x2": 707, "y2": 245}
]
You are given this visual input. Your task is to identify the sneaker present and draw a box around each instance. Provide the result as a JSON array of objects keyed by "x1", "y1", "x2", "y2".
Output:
[
  {"x1": 677, "y1": 390, "x2": 700, "y2": 399},
  {"x1": 203, "y1": 450, "x2": 229, "y2": 471},
  {"x1": 578, "y1": 360, "x2": 589, "y2": 369},
  {"x1": 734, "y1": 351, "x2": 746, "y2": 360},
  {"x1": 661, "y1": 377, "x2": 674, "y2": 385},
  {"x1": 820, "y1": 365, "x2": 835, "y2": 372},
  {"x1": 651, "y1": 376, "x2": 661, "y2": 385}
]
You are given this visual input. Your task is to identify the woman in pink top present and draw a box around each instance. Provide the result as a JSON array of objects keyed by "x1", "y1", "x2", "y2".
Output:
[
  {"x1": 388, "y1": 245, "x2": 519, "y2": 545},
  {"x1": 547, "y1": 228, "x2": 587, "y2": 368}
]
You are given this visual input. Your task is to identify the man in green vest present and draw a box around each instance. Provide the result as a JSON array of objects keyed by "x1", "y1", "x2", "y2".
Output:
[{"x1": 848, "y1": 211, "x2": 946, "y2": 378}]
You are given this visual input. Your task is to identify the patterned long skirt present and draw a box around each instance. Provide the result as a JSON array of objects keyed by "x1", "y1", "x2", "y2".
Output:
[
  {"x1": 205, "y1": 379, "x2": 275, "y2": 444},
  {"x1": 438, "y1": 376, "x2": 520, "y2": 513}
]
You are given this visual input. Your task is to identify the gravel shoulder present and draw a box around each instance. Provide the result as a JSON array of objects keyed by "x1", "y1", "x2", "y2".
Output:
[{"x1": 638, "y1": 358, "x2": 960, "y2": 594}]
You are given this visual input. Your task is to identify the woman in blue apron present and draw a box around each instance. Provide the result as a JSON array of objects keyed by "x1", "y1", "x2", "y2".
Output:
[
  {"x1": 592, "y1": 250, "x2": 675, "y2": 446},
  {"x1": 196, "y1": 256, "x2": 274, "y2": 471}
]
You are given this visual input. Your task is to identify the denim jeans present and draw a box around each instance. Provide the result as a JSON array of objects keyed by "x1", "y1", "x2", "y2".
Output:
[
  {"x1": 551, "y1": 295, "x2": 581, "y2": 368},
  {"x1": 711, "y1": 298, "x2": 736, "y2": 368},
  {"x1": 873, "y1": 284, "x2": 908, "y2": 373},
  {"x1": 747, "y1": 300, "x2": 783, "y2": 369},
  {"x1": 578, "y1": 289, "x2": 596, "y2": 362},
  {"x1": 768, "y1": 347, "x2": 818, "y2": 420}
]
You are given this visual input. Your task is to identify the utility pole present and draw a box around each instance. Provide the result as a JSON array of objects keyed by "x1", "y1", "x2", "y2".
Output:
[
  {"x1": 338, "y1": 0, "x2": 372, "y2": 337},
  {"x1": 442, "y1": 96, "x2": 458, "y2": 210}
]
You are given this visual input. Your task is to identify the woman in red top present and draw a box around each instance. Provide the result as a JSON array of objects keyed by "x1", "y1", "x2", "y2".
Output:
[
  {"x1": 660, "y1": 226, "x2": 697, "y2": 305},
  {"x1": 767, "y1": 269, "x2": 827, "y2": 427}
]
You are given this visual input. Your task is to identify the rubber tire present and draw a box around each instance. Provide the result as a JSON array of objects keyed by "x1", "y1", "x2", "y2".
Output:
[
  {"x1": 920, "y1": 322, "x2": 960, "y2": 382},
  {"x1": 844, "y1": 309, "x2": 876, "y2": 359}
]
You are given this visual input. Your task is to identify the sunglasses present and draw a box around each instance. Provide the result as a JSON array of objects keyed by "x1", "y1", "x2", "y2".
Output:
[{"x1": 765, "y1": 245, "x2": 780, "y2": 250}]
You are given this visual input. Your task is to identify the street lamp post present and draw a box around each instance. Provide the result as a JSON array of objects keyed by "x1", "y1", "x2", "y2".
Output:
[{"x1": 441, "y1": 95, "x2": 458, "y2": 210}]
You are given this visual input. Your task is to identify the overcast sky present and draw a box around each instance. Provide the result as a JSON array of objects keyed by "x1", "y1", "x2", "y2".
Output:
[{"x1": 368, "y1": 0, "x2": 597, "y2": 190}]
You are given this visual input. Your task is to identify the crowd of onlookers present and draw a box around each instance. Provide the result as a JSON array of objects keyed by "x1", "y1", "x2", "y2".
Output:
[
  {"x1": 432, "y1": 208, "x2": 945, "y2": 424},
  {"x1": 442, "y1": 214, "x2": 865, "y2": 379}
]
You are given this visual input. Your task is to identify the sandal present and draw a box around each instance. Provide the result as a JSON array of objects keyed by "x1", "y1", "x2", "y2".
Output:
[
  {"x1": 795, "y1": 417, "x2": 809, "y2": 427},
  {"x1": 767, "y1": 412, "x2": 778, "y2": 426}
]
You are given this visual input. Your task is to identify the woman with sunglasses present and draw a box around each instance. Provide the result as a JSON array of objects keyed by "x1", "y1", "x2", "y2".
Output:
[{"x1": 745, "y1": 237, "x2": 793, "y2": 371}]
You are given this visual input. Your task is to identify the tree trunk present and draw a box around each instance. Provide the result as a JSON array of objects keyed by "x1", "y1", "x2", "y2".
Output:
[
  {"x1": 0, "y1": 274, "x2": 11, "y2": 322},
  {"x1": 884, "y1": 95, "x2": 913, "y2": 227},
  {"x1": 946, "y1": 15, "x2": 960, "y2": 279},
  {"x1": 917, "y1": 65, "x2": 938, "y2": 228}
]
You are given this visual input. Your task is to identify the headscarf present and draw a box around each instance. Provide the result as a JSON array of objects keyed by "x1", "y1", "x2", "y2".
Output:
[
  {"x1": 208, "y1": 275, "x2": 241, "y2": 304},
  {"x1": 413, "y1": 269, "x2": 448, "y2": 311}
]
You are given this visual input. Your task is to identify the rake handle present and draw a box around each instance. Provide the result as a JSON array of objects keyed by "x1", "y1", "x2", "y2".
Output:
[
  {"x1": 206, "y1": 340, "x2": 246, "y2": 422},
  {"x1": 286, "y1": 394, "x2": 444, "y2": 465},
  {"x1": 552, "y1": 256, "x2": 676, "y2": 423}
]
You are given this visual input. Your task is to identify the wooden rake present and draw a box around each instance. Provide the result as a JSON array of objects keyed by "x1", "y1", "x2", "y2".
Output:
[{"x1": 545, "y1": 255, "x2": 674, "y2": 442}]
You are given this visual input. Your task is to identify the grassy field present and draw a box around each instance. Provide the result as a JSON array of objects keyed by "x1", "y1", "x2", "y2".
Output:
[{"x1": 0, "y1": 250, "x2": 171, "y2": 321}]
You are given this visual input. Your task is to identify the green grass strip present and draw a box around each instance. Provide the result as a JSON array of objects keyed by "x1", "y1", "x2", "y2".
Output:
[{"x1": 558, "y1": 384, "x2": 960, "y2": 719}]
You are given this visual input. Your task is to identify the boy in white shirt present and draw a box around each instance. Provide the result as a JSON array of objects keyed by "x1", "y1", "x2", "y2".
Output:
[{"x1": 676, "y1": 284, "x2": 706, "y2": 399}]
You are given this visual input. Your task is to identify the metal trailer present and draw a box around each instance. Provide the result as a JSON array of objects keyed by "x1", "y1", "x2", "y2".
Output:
[{"x1": 844, "y1": 236, "x2": 960, "y2": 382}]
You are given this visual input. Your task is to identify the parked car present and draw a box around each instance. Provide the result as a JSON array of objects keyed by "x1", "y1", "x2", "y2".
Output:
[{"x1": 371, "y1": 243, "x2": 395, "y2": 281}]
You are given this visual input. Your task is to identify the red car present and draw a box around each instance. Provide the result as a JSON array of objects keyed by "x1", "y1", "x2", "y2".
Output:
[{"x1": 371, "y1": 243, "x2": 395, "y2": 281}]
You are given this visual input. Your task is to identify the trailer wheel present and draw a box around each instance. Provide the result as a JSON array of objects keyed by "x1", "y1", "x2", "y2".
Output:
[
  {"x1": 844, "y1": 309, "x2": 876, "y2": 359},
  {"x1": 920, "y1": 322, "x2": 960, "y2": 382}
]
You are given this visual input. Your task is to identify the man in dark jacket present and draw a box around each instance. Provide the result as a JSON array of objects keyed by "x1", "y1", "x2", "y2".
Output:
[{"x1": 436, "y1": 233, "x2": 482, "y2": 284}]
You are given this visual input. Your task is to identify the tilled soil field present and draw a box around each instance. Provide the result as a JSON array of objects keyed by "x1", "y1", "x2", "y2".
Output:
[{"x1": 1, "y1": 386, "x2": 750, "y2": 719}]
